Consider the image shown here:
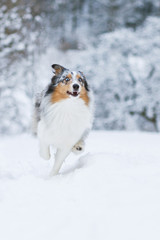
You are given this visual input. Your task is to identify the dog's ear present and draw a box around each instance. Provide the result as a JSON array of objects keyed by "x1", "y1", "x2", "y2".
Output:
[
  {"x1": 51, "y1": 64, "x2": 66, "y2": 76},
  {"x1": 79, "y1": 71, "x2": 89, "y2": 91}
]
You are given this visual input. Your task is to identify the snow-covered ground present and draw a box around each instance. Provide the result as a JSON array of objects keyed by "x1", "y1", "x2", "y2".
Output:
[{"x1": 0, "y1": 131, "x2": 160, "y2": 240}]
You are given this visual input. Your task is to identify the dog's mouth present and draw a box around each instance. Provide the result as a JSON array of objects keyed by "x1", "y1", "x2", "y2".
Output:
[{"x1": 67, "y1": 91, "x2": 79, "y2": 97}]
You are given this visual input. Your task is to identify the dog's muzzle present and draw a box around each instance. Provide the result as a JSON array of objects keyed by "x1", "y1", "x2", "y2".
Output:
[{"x1": 67, "y1": 84, "x2": 80, "y2": 97}]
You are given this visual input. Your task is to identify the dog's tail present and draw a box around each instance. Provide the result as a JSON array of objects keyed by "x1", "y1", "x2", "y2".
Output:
[
  {"x1": 31, "y1": 108, "x2": 38, "y2": 136},
  {"x1": 31, "y1": 93, "x2": 42, "y2": 136}
]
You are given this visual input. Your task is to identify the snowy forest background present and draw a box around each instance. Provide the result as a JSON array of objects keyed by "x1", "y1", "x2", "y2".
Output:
[{"x1": 0, "y1": 0, "x2": 160, "y2": 135}]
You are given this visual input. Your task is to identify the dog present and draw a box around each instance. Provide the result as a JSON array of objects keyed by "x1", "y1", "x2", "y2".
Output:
[{"x1": 33, "y1": 64, "x2": 93, "y2": 176}]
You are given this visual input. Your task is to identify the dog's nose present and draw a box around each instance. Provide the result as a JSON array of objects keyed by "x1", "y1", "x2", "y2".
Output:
[{"x1": 73, "y1": 84, "x2": 79, "y2": 91}]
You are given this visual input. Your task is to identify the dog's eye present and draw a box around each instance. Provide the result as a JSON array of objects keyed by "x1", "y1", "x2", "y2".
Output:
[
  {"x1": 65, "y1": 77, "x2": 70, "y2": 82},
  {"x1": 78, "y1": 77, "x2": 83, "y2": 82}
]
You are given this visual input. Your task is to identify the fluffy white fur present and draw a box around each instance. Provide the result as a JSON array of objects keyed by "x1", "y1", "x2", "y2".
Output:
[{"x1": 37, "y1": 93, "x2": 93, "y2": 176}]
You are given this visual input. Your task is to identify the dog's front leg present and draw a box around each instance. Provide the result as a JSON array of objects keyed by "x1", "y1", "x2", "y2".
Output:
[{"x1": 50, "y1": 148, "x2": 70, "y2": 176}]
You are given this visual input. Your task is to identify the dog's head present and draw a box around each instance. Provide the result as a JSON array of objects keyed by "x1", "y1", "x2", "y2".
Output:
[{"x1": 46, "y1": 64, "x2": 90, "y2": 105}]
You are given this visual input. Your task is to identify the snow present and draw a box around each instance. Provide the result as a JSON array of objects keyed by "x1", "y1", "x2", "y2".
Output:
[{"x1": 0, "y1": 131, "x2": 160, "y2": 240}]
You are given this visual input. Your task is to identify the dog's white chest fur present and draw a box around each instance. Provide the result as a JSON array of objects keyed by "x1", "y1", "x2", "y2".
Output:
[{"x1": 38, "y1": 98, "x2": 92, "y2": 149}]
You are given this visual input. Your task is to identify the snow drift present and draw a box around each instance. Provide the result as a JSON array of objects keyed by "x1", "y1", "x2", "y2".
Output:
[{"x1": 0, "y1": 131, "x2": 160, "y2": 240}]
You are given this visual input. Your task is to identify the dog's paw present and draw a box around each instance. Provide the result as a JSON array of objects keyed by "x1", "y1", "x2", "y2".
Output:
[{"x1": 72, "y1": 141, "x2": 85, "y2": 155}]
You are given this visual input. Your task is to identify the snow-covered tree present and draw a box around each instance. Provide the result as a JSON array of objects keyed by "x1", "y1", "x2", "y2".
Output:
[
  {"x1": 0, "y1": 0, "x2": 160, "y2": 134},
  {"x1": 0, "y1": 0, "x2": 44, "y2": 134}
]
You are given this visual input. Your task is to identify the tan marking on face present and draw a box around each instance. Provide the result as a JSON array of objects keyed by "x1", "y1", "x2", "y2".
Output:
[
  {"x1": 80, "y1": 86, "x2": 89, "y2": 106},
  {"x1": 76, "y1": 73, "x2": 81, "y2": 80},
  {"x1": 51, "y1": 82, "x2": 71, "y2": 103},
  {"x1": 67, "y1": 73, "x2": 72, "y2": 79}
]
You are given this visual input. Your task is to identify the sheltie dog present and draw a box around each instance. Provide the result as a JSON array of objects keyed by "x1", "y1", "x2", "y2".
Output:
[{"x1": 33, "y1": 64, "x2": 93, "y2": 176}]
